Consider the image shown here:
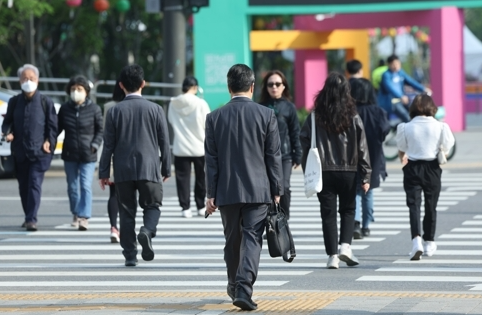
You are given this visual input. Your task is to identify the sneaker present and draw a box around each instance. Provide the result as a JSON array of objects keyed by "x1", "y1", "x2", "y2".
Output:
[
  {"x1": 409, "y1": 236, "x2": 424, "y2": 260},
  {"x1": 423, "y1": 241, "x2": 437, "y2": 257},
  {"x1": 78, "y1": 218, "x2": 88, "y2": 231},
  {"x1": 326, "y1": 255, "x2": 340, "y2": 269},
  {"x1": 110, "y1": 227, "x2": 120, "y2": 243},
  {"x1": 71, "y1": 215, "x2": 79, "y2": 228},
  {"x1": 353, "y1": 221, "x2": 363, "y2": 240},
  {"x1": 198, "y1": 207, "x2": 206, "y2": 216},
  {"x1": 361, "y1": 228, "x2": 370, "y2": 237},
  {"x1": 182, "y1": 209, "x2": 192, "y2": 218},
  {"x1": 338, "y1": 243, "x2": 359, "y2": 266}
]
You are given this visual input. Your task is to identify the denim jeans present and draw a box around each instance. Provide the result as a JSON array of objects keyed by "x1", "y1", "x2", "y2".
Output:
[
  {"x1": 392, "y1": 101, "x2": 410, "y2": 123},
  {"x1": 64, "y1": 161, "x2": 96, "y2": 219},
  {"x1": 355, "y1": 187, "x2": 374, "y2": 229}
]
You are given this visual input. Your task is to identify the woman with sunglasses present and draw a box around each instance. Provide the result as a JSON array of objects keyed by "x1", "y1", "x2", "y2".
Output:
[{"x1": 259, "y1": 70, "x2": 302, "y2": 220}]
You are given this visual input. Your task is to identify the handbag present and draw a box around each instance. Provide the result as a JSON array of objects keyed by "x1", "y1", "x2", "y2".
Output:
[
  {"x1": 437, "y1": 124, "x2": 447, "y2": 165},
  {"x1": 265, "y1": 201, "x2": 296, "y2": 263},
  {"x1": 304, "y1": 113, "x2": 323, "y2": 197}
]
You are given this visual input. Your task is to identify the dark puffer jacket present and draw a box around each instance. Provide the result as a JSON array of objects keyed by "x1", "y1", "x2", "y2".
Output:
[
  {"x1": 260, "y1": 97, "x2": 302, "y2": 164},
  {"x1": 58, "y1": 98, "x2": 103, "y2": 162}
]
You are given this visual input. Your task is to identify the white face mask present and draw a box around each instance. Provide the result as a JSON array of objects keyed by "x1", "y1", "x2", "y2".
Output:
[
  {"x1": 21, "y1": 80, "x2": 38, "y2": 93},
  {"x1": 70, "y1": 90, "x2": 87, "y2": 104}
]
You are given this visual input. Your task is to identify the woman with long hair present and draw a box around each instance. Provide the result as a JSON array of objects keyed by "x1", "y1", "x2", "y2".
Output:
[
  {"x1": 396, "y1": 94, "x2": 454, "y2": 260},
  {"x1": 350, "y1": 78, "x2": 391, "y2": 239},
  {"x1": 300, "y1": 72, "x2": 371, "y2": 269},
  {"x1": 259, "y1": 70, "x2": 302, "y2": 220}
]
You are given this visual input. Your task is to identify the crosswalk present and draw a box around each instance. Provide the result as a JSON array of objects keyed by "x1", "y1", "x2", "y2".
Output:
[{"x1": 0, "y1": 170, "x2": 480, "y2": 291}]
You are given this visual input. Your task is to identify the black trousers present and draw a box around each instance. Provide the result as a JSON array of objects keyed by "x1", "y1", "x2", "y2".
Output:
[
  {"x1": 280, "y1": 159, "x2": 292, "y2": 220},
  {"x1": 174, "y1": 156, "x2": 206, "y2": 211},
  {"x1": 220, "y1": 203, "x2": 268, "y2": 297},
  {"x1": 108, "y1": 184, "x2": 119, "y2": 229},
  {"x1": 403, "y1": 159, "x2": 442, "y2": 241},
  {"x1": 317, "y1": 171, "x2": 357, "y2": 256},
  {"x1": 15, "y1": 155, "x2": 52, "y2": 224},
  {"x1": 115, "y1": 180, "x2": 163, "y2": 260}
]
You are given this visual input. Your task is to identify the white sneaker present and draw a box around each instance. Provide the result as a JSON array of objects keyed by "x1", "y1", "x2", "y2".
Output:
[
  {"x1": 410, "y1": 236, "x2": 424, "y2": 260},
  {"x1": 327, "y1": 255, "x2": 340, "y2": 269},
  {"x1": 423, "y1": 241, "x2": 437, "y2": 257},
  {"x1": 182, "y1": 209, "x2": 192, "y2": 218},
  {"x1": 338, "y1": 243, "x2": 359, "y2": 266},
  {"x1": 71, "y1": 215, "x2": 79, "y2": 228},
  {"x1": 198, "y1": 208, "x2": 206, "y2": 216}
]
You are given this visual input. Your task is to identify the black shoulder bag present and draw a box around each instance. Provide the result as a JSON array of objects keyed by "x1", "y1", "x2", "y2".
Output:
[{"x1": 265, "y1": 201, "x2": 296, "y2": 263}]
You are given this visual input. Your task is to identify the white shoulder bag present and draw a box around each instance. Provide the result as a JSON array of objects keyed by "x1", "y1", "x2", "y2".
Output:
[
  {"x1": 304, "y1": 113, "x2": 323, "y2": 197},
  {"x1": 437, "y1": 124, "x2": 447, "y2": 165}
]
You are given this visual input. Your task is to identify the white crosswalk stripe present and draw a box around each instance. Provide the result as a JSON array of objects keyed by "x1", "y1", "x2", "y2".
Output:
[
  {"x1": 354, "y1": 172, "x2": 481, "y2": 290},
  {"x1": 0, "y1": 171, "x2": 480, "y2": 290}
]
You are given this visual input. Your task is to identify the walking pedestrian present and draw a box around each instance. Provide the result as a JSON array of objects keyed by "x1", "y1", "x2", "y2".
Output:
[
  {"x1": 58, "y1": 75, "x2": 103, "y2": 231},
  {"x1": 1, "y1": 64, "x2": 58, "y2": 231},
  {"x1": 205, "y1": 64, "x2": 283, "y2": 311},
  {"x1": 259, "y1": 70, "x2": 301, "y2": 220},
  {"x1": 168, "y1": 76, "x2": 210, "y2": 218},
  {"x1": 98, "y1": 65, "x2": 171, "y2": 267},
  {"x1": 350, "y1": 78, "x2": 391, "y2": 239},
  {"x1": 300, "y1": 72, "x2": 371, "y2": 269},
  {"x1": 396, "y1": 94, "x2": 454, "y2": 260}
]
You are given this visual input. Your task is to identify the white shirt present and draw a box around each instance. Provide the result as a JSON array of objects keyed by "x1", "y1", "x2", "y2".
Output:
[{"x1": 396, "y1": 116, "x2": 455, "y2": 161}]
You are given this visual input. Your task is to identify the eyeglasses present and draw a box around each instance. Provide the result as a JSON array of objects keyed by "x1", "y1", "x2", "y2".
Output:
[{"x1": 267, "y1": 82, "x2": 283, "y2": 88}]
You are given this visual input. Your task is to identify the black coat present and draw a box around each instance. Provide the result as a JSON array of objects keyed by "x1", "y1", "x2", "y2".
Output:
[
  {"x1": 356, "y1": 104, "x2": 391, "y2": 188},
  {"x1": 205, "y1": 97, "x2": 283, "y2": 206},
  {"x1": 58, "y1": 99, "x2": 103, "y2": 163},
  {"x1": 260, "y1": 97, "x2": 302, "y2": 164}
]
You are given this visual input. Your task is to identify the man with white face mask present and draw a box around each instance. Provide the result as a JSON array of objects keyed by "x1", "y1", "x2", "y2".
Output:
[
  {"x1": 1, "y1": 64, "x2": 58, "y2": 231},
  {"x1": 58, "y1": 75, "x2": 103, "y2": 231}
]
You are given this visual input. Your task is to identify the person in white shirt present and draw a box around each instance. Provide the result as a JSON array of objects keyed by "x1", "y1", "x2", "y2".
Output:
[
  {"x1": 396, "y1": 94, "x2": 455, "y2": 260},
  {"x1": 168, "y1": 76, "x2": 211, "y2": 218}
]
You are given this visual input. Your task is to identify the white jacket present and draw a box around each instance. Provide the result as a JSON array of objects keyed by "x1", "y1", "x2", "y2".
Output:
[{"x1": 168, "y1": 93, "x2": 210, "y2": 157}]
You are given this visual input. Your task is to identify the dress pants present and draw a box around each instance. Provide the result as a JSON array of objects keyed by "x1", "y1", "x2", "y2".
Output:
[
  {"x1": 317, "y1": 171, "x2": 357, "y2": 256},
  {"x1": 403, "y1": 159, "x2": 441, "y2": 241},
  {"x1": 115, "y1": 180, "x2": 163, "y2": 260},
  {"x1": 108, "y1": 184, "x2": 119, "y2": 229},
  {"x1": 174, "y1": 156, "x2": 206, "y2": 211},
  {"x1": 14, "y1": 154, "x2": 52, "y2": 224},
  {"x1": 280, "y1": 159, "x2": 292, "y2": 220},
  {"x1": 220, "y1": 203, "x2": 268, "y2": 297}
]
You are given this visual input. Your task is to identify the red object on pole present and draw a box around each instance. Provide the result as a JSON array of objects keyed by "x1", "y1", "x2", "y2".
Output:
[
  {"x1": 66, "y1": 0, "x2": 82, "y2": 7},
  {"x1": 93, "y1": 0, "x2": 109, "y2": 12}
]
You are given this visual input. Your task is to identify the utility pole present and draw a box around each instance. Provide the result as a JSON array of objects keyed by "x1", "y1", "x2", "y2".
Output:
[{"x1": 162, "y1": 0, "x2": 186, "y2": 98}]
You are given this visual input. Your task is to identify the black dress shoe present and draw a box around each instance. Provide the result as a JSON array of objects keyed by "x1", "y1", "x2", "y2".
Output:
[
  {"x1": 125, "y1": 259, "x2": 138, "y2": 267},
  {"x1": 233, "y1": 290, "x2": 257, "y2": 311},
  {"x1": 227, "y1": 285, "x2": 235, "y2": 301},
  {"x1": 137, "y1": 227, "x2": 154, "y2": 261},
  {"x1": 361, "y1": 228, "x2": 370, "y2": 237},
  {"x1": 21, "y1": 222, "x2": 26, "y2": 228},
  {"x1": 25, "y1": 222, "x2": 37, "y2": 231},
  {"x1": 353, "y1": 221, "x2": 363, "y2": 240}
]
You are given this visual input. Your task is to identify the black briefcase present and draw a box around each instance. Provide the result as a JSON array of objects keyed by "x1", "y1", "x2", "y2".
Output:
[
  {"x1": 265, "y1": 201, "x2": 296, "y2": 263},
  {"x1": 0, "y1": 155, "x2": 15, "y2": 179}
]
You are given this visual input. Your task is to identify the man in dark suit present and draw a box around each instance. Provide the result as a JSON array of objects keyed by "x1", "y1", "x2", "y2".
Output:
[
  {"x1": 98, "y1": 64, "x2": 171, "y2": 267},
  {"x1": 204, "y1": 64, "x2": 283, "y2": 311}
]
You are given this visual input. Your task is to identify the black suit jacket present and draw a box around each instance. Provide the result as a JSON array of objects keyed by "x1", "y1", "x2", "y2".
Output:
[
  {"x1": 205, "y1": 96, "x2": 283, "y2": 207},
  {"x1": 99, "y1": 95, "x2": 171, "y2": 183}
]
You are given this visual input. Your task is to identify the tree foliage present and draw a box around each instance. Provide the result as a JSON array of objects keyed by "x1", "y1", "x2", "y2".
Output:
[{"x1": 466, "y1": 8, "x2": 482, "y2": 42}]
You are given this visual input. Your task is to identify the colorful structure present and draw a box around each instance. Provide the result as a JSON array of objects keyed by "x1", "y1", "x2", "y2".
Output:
[{"x1": 194, "y1": 0, "x2": 482, "y2": 131}]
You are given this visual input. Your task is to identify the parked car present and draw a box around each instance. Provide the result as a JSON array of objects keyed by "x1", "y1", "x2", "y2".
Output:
[{"x1": 0, "y1": 88, "x2": 64, "y2": 178}]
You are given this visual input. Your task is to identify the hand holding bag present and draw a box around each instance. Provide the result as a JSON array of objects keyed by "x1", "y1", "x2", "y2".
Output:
[
  {"x1": 265, "y1": 201, "x2": 296, "y2": 263},
  {"x1": 304, "y1": 113, "x2": 323, "y2": 197},
  {"x1": 437, "y1": 124, "x2": 447, "y2": 165}
]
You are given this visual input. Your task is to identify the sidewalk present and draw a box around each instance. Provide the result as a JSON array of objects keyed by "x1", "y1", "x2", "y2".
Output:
[{"x1": 1, "y1": 290, "x2": 482, "y2": 314}]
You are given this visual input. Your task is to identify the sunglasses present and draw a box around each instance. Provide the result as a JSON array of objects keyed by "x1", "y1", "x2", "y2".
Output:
[{"x1": 267, "y1": 82, "x2": 283, "y2": 88}]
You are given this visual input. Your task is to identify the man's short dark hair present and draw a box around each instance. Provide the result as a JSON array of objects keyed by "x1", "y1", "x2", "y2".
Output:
[
  {"x1": 182, "y1": 76, "x2": 198, "y2": 93},
  {"x1": 387, "y1": 55, "x2": 400, "y2": 64},
  {"x1": 119, "y1": 64, "x2": 144, "y2": 93},
  {"x1": 227, "y1": 64, "x2": 255, "y2": 93},
  {"x1": 65, "y1": 75, "x2": 91, "y2": 96},
  {"x1": 346, "y1": 59, "x2": 362, "y2": 75}
]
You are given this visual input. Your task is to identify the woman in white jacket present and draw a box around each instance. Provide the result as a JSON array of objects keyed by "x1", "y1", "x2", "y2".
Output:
[
  {"x1": 396, "y1": 94, "x2": 455, "y2": 260},
  {"x1": 168, "y1": 76, "x2": 211, "y2": 218}
]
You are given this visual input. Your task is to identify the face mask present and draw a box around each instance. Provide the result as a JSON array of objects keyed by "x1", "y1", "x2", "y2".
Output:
[
  {"x1": 21, "y1": 80, "x2": 37, "y2": 93},
  {"x1": 70, "y1": 90, "x2": 87, "y2": 104}
]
